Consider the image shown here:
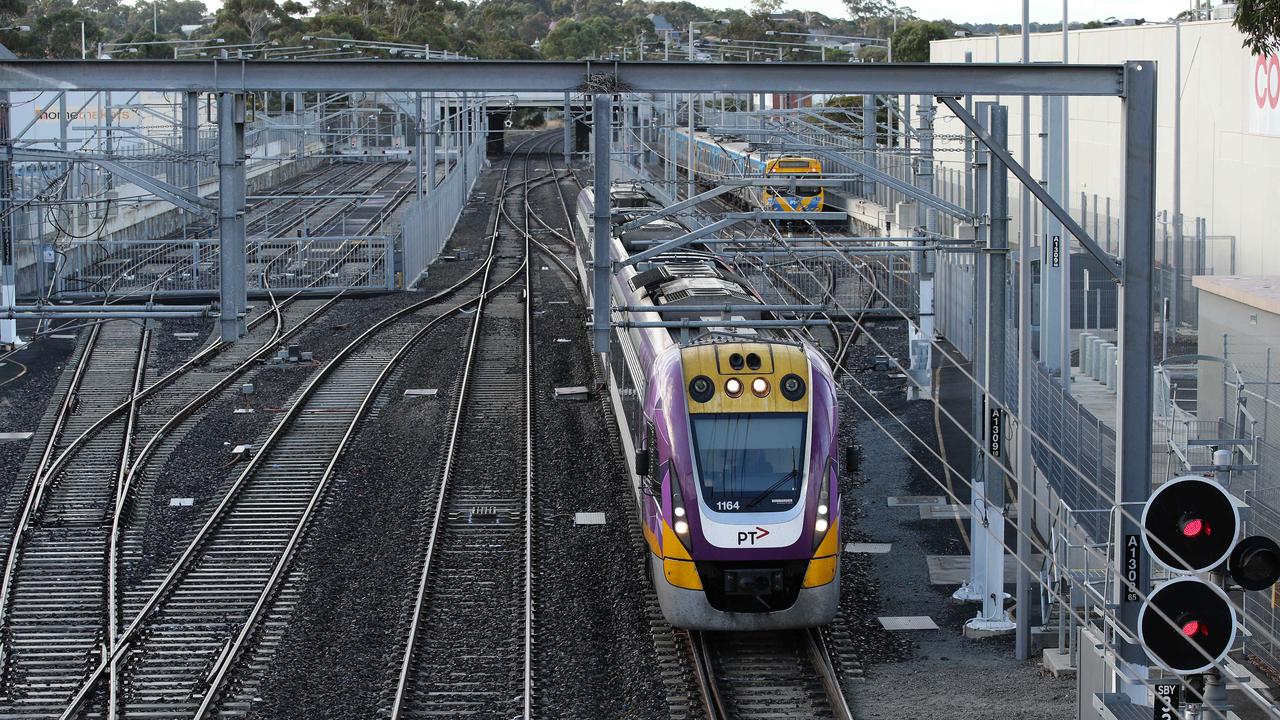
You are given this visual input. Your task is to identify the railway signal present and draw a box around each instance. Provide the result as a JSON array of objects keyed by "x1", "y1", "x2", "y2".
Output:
[{"x1": 1137, "y1": 475, "x2": 1280, "y2": 674}]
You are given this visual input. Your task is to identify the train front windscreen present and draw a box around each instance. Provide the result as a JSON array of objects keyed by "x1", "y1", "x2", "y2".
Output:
[{"x1": 689, "y1": 412, "x2": 807, "y2": 514}]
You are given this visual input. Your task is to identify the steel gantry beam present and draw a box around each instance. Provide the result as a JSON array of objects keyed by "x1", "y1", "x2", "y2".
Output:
[{"x1": 0, "y1": 60, "x2": 1127, "y2": 95}]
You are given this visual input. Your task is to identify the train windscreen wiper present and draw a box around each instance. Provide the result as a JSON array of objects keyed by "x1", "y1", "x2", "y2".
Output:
[{"x1": 744, "y1": 468, "x2": 799, "y2": 510}]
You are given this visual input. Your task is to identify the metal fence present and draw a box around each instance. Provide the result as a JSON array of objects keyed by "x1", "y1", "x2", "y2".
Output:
[
  {"x1": 1027, "y1": 361, "x2": 1116, "y2": 544},
  {"x1": 936, "y1": 251, "x2": 977, "y2": 359},
  {"x1": 47, "y1": 234, "x2": 394, "y2": 298},
  {"x1": 402, "y1": 138, "x2": 486, "y2": 287}
]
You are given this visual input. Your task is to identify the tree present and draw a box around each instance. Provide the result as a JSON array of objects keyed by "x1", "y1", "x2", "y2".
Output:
[
  {"x1": 1235, "y1": 0, "x2": 1280, "y2": 55},
  {"x1": 539, "y1": 16, "x2": 616, "y2": 59},
  {"x1": 751, "y1": 0, "x2": 782, "y2": 14},
  {"x1": 30, "y1": 8, "x2": 99, "y2": 57},
  {"x1": 889, "y1": 18, "x2": 955, "y2": 62}
]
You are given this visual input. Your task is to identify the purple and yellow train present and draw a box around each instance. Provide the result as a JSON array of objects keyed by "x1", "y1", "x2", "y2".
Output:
[{"x1": 575, "y1": 183, "x2": 842, "y2": 630}]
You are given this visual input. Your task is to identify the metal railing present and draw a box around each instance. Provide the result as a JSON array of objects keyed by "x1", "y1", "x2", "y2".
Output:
[{"x1": 48, "y1": 234, "x2": 394, "y2": 297}]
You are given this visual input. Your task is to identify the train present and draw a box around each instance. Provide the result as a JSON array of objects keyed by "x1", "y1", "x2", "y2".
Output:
[
  {"x1": 662, "y1": 127, "x2": 826, "y2": 213},
  {"x1": 575, "y1": 182, "x2": 842, "y2": 630}
]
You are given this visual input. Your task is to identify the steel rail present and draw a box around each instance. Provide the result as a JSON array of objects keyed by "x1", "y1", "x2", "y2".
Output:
[
  {"x1": 686, "y1": 631, "x2": 729, "y2": 720},
  {"x1": 105, "y1": 326, "x2": 150, "y2": 719},
  {"x1": 389, "y1": 131, "x2": 549, "y2": 720},
  {"x1": 0, "y1": 322, "x2": 102, "y2": 672},
  {"x1": 803, "y1": 628, "x2": 855, "y2": 720}
]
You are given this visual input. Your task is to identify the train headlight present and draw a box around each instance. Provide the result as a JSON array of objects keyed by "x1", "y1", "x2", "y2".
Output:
[
  {"x1": 725, "y1": 378, "x2": 743, "y2": 398},
  {"x1": 780, "y1": 374, "x2": 806, "y2": 401},
  {"x1": 689, "y1": 375, "x2": 715, "y2": 403},
  {"x1": 814, "y1": 459, "x2": 834, "y2": 550},
  {"x1": 751, "y1": 377, "x2": 770, "y2": 397},
  {"x1": 669, "y1": 469, "x2": 693, "y2": 550}
]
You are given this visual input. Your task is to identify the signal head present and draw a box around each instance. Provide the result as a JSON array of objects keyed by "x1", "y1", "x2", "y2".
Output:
[
  {"x1": 1142, "y1": 476, "x2": 1239, "y2": 574},
  {"x1": 1139, "y1": 576, "x2": 1237, "y2": 675},
  {"x1": 1230, "y1": 535, "x2": 1280, "y2": 592}
]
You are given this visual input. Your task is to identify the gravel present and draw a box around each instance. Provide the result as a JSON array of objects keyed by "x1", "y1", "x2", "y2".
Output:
[
  {"x1": 148, "y1": 316, "x2": 215, "y2": 376},
  {"x1": 526, "y1": 165, "x2": 669, "y2": 718}
]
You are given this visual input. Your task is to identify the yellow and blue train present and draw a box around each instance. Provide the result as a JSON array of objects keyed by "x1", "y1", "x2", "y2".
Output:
[{"x1": 664, "y1": 128, "x2": 825, "y2": 213}]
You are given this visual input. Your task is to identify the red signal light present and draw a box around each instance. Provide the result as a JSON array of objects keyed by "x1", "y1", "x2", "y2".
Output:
[
  {"x1": 1180, "y1": 619, "x2": 1203, "y2": 638},
  {"x1": 1181, "y1": 517, "x2": 1208, "y2": 538}
]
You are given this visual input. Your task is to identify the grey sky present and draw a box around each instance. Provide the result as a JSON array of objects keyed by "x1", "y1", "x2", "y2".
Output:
[{"x1": 691, "y1": 1, "x2": 1195, "y2": 25}]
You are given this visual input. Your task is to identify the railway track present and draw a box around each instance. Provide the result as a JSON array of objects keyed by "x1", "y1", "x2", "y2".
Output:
[
  {"x1": 687, "y1": 629, "x2": 854, "y2": 720},
  {"x1": 46, "y1": 138, "x2": 543, "y2": 720},
  {"x1": 0, "y1": 160, "x2": 416, "y2": 718},
  {"x1": 0, "y1": 321, "x2": 148, "y2": 717},
  {"x1": 388, "y1": 132, "x2": 554, "y2": 720}
]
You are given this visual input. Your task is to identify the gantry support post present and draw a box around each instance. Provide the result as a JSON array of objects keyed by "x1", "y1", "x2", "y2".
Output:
[
  {"x1": 0, "y1": 86, "x2": 19, "y2": 346},
  {"x1": 591, "y1": 94, "x2": 612, "y2": 353},
  {"x1": 956, "y1": 101, "x2": 993, "y2": 605},
  {"x1": 907, "y1": 99, "x2": 936, "y2": 401},
  {"x1": 686, "y1": 92, "x2": 695, "y2": 201},
  {"x1": 665, "y1": 93, "x2": 676, "y2": 201},
  {"x1": 182, "y1": 91, "x2": 199, "y2": 244},
  {"x1": 563, "y1": 91, "x2": 572, "y2": 165},
  {"x1": 861, "y1": 93, "x2": 876, "y2": 198},
  {"x1": 217, "y1": 92, "x2": 247, "y2": 342},
  {"x1": 1115, "y1": 59, "x2": 1157, "y2": 694},
  {"x1": 425, "y1": 92, "x2": 436, "y2": 196},
  {"x1": 414, "y1": 91, "x2": 424, "y2": 200},
  {"x1": 967, "y1": 102, "x2": 1015, "y2": 636},
  {"x1": 1040, "y1": 94, "x2": 1068, "y2": 382}
]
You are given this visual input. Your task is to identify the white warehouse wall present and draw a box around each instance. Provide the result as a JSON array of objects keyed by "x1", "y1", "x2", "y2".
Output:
[{"x1": 930, "y1": 19, "x2": 1280, "y2": 274}]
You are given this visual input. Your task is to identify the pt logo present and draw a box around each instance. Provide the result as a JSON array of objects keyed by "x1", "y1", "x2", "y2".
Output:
[{"x1": 737, "y1": 527, "x2": 770, "y2": 545}]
